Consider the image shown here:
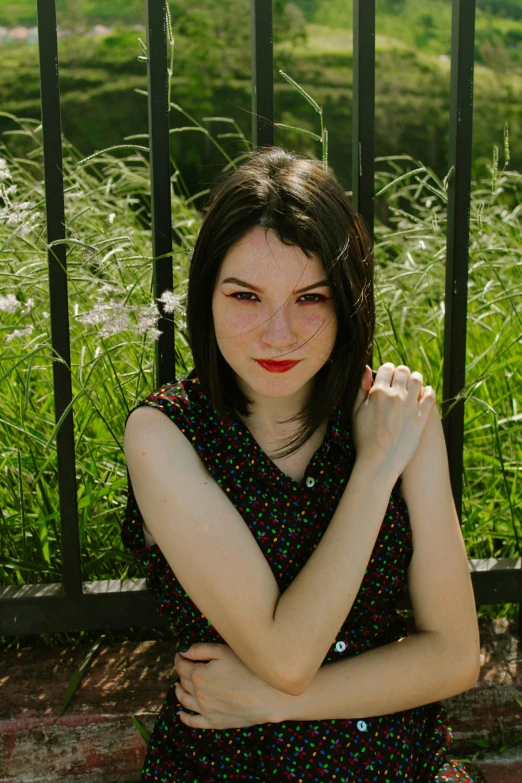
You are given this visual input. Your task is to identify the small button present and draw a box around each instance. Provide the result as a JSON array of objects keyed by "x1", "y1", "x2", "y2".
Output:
[
  {"x1": 305, "y1": 476, "x2": 315, "y2": 488},
  {"x1": 357, "y1": 720, "x2": 367, "y2": 732},
  {"x1": 335, "y1": 641, "x2": 346, "y2": 653}
]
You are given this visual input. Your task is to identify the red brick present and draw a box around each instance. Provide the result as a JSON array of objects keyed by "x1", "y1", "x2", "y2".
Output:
[{"x1": 475, "y1": 757, "x2": 522, "y2": 783}]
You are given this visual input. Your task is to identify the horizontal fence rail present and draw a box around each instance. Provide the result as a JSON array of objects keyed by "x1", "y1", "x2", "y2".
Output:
[
  {"x1": 1, "y1": 0, "x2": 520, "y2": 638},
  {"x1": 2, "y1": 560, "x2": 521, "y2": 636}
]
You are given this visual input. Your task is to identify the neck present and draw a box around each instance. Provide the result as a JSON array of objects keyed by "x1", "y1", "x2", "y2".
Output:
[{"x1": 235, "y1": 374, "x2": 314, "y2": 439}]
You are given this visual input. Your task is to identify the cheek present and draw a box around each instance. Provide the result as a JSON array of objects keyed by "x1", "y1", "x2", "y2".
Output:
[
  {"x1": 213, "y1": 303, "x2": 257, "y2": 340},
  {"x1": 298, "y1": 308, "x2": 337, "y2": 339}
]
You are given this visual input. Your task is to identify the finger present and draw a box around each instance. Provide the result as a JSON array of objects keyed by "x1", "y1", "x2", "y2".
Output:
[
  {"x1": 416, "y1": 384, "x2": 427, "y2": 401},
  {"x1": 419, "y1": 386, "x2": 436, "y2": 421},
  {"x1": 178, "y1": 641, "x2": 224, "y2": 661},
  {"x1": 408, "y1": 371, "x2": 423, "y2": 389},
  {"x1": 373, "y1": 362, "x2": 395, "y2": 389},
  {"x1": 175, "y1": 652, "x2": 195, "y2": 677},
  {"x1": 178, "y1": 674, "x2": 195, "y2": 696},
  {"x1": 174, "y1": 681, "x2": 198, "y2": 711},
  {"x1": 408, "y1": 371, "x2": 423, "y2": 397},
  {"x1": 420, "y1": 385, "x2": 436, "y2": 406},
  {"x1": 177, "y1": 709, "x2": 208, "y2": 730},
  {"x1": 391, "y1": 365, "x2": 410, "y2": 389}
]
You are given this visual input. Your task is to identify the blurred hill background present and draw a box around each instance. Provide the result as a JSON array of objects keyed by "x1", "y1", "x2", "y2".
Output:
[{"x1": 0, "y1": 0, "x2": 520, "y2": 197}]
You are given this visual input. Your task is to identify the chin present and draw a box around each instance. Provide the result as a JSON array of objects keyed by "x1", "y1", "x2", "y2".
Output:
[{"x1": 233, "y1": 362, "x2": 316, "y2": 397}]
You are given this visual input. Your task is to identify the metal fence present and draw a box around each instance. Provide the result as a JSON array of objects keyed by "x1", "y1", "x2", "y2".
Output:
[{"x1": 1, "y1": 0, "x2": 520, "y2": 637}]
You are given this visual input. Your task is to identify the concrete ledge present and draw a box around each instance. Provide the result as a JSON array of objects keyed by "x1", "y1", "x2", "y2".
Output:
[{"x1": 1, "y1": 618, "x2": 521, "y2": 782}]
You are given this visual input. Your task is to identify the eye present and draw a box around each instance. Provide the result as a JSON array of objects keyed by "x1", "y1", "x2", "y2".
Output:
[
  {"x1": 229, "y1": 292, "x2": 259, "y2": 302},
  {"x1": 299, "y1": 294, "x2": 326, "y2": 303},
  {"x1": 228, "y1": 292, "x2": 327, "y2": 303}
]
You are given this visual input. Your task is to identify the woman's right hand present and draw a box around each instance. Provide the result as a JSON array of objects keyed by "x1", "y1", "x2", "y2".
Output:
[{"x1": 351, "y1": 362, "x2": 436, "y2": 479}]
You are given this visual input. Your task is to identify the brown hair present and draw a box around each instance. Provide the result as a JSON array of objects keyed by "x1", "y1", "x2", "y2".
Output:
[{"x1": 186, "y1": 147, "x2": 375, "y2": 460}]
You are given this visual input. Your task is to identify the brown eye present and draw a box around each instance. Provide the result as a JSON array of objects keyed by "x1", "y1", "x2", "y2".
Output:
[
  {"x1": 228, "y1": 292, "x2": 327, "y2": 303},
  {"x1": 299, "y1": 294, "x2": 326, "y2": 303},
  {"x1": 229, "y1": 292, "x2": 259, "y2": 301}
]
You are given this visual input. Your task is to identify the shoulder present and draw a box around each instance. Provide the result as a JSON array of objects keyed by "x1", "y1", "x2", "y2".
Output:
[
  {"x1": 125, "y1": 370, "x2": 202, "y2": 431},
  {"x1": 123, "y1": 370, "x2": 227, "y2": 465}
]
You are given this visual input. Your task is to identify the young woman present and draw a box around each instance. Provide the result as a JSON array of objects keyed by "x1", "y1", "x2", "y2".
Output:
[{"x1": 122, "y1": 147, "x2": 481, "y2": 782}]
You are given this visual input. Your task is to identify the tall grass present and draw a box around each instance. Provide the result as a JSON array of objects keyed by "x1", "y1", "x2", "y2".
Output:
[{"x1": 0, "y1": 102, "x2": 520, "y2": 649}]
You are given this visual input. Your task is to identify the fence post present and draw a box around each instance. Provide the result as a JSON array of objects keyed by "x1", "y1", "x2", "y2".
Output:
[
  {"x1": 146, "y1": 0, "x2": 175, "y2": 387},
  {"x1": 352, "y1": 0, "x2": 375, "y2": 242},
  {"x1": 36, "y1": 0, "x2": 81, "y2": 597},
  {"x1": 251, "y1": 0, "x2": 274, "y2": 149},
  {"x1": 352, "y1": 0, "x2": 375, "y2": 370},
  {"x1": 443, "y1": 0, "x2": 476, "y2": 522}
]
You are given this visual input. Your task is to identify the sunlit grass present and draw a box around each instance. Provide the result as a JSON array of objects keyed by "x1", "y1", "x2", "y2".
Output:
[{"x1": 0, "y1": 104, "x2": 520, "y2": 649}]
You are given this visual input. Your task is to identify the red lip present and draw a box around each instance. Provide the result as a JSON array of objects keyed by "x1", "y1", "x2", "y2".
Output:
[{"x1": 254, "y1": 359, "x2": 301, "y2": 373}]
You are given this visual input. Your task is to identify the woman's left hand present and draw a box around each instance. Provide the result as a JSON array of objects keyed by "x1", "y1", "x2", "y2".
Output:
[{"x1": 174, "y1": 642, "x2": 284, "y2": 730}]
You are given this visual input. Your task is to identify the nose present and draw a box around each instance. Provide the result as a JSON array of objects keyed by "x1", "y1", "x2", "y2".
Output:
[{"x1": 261, "y1": 304, "x2": 298, "y2": 351}]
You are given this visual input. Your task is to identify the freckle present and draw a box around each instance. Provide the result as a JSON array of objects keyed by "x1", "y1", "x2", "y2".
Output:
[{"x1": 163, "y1": 498, "x2": 167, "y2": 503}]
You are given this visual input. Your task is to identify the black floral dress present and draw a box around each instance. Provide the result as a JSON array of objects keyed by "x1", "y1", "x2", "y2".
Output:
[{"x1": 121, "y1": 369, "x2": 475, "y2": 782}]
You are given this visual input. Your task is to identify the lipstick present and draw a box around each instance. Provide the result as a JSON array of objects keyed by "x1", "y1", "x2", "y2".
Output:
[{"x1": 254, "y1": 359, "x2": 301, "y2": 373}]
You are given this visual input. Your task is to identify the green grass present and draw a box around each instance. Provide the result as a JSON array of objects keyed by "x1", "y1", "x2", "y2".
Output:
[{"x1": 0, "y1": 80, "x2": 520, "y2": 650}]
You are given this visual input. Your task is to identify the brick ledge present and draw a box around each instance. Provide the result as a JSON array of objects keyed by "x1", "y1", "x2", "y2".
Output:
[{"x1": 1, "y1": 618, "x2": 520, "y2": 782}]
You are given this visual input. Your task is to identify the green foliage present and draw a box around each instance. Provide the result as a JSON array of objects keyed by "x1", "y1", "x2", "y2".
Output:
[
  {"x1": 477, "y1": 0, "x2": 522, "y2": 19},
  {"x1": 3, "y1": 0, "x2": 522, "y2": 75},
  {"x1": 291, "y1": 0, "x2": 322, "y2": 21},
  {"x1": 0, "y1": 111, "x2": 520, "y2": 622},
  {"x1": 0, "y1": 0, "x2": 521, "y2": 648},
  {"x1": 0, "y1": 0, "x2": 307, "y2": 44},
  {"x1": 1, "y1": 24, "x2": 521, "y2": 196},
  {"x1": 167, "y1": 0, "x2": 306, "y2": 53},
  {"x1": 309, "y1": 0, "x2": 522, "y2": 71},
  {"x1": 0, "y1": 0, "x2": 145, "y2": 27},
  {"x1": 59, "y1": 634, "x2": 106, "y2": 715},
  {"x1": 130, "y1": 712, "x2": 151, "y2": 745}
]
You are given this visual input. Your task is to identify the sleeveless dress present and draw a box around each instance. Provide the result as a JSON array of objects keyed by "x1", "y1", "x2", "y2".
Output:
[{"x1": 121, "y1": 369, "x2": 476, "y2": 783}]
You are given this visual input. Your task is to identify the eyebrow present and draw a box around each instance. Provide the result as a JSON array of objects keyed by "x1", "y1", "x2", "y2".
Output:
[{"x1": 221, "y1": 276, "x2": 331, "y2": 294}]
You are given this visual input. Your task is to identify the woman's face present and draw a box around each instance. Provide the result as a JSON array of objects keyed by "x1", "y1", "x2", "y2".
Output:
[{"x1": 211, "y1": 226, "x2": 338, "y2": 400}]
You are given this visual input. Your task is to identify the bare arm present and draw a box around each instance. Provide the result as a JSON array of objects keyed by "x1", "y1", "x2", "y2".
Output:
[
  {"x1": 271, "y1": 401, "x2": 481, "y2": 717},
  {"x1": 270, "y1": 459, "x2": 397, "y2": 692},
  {"x1": 268, "y1": 631, "x2": 479, "y2": 722},
  {"x1": 124, "y1": 407, "x2": 396, "y2": 696}
]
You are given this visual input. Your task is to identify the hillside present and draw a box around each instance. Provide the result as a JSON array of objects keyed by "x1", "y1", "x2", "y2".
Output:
[
  {"x1": 2, "y1": 0, "x2": 522, "y2": 73},
  {"x1": 0, "y1": 0, "x2": 520, "y2": 197}
]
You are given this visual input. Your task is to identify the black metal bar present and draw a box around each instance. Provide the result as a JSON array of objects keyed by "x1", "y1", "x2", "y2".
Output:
[
  {"x1": 352, "y1": 0, "x2": 375, "y2": 242},
  {"x1": 146, "y1": 0, "x2": 175, "y2": 388},
  {"x1": 36, "y1": 0, "x2": 81, "y2": 598},
  {"x1": 1, "y1": 562, "x2": 520, "y2": 635},
  {"x1": 442, "y1": 0, "x2": 476, "y2": 521},
  {"x1": 251, "y1": 0, "x2": 274, "y2": 149}
]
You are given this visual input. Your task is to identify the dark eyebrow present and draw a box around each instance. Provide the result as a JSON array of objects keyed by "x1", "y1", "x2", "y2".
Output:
[{"x1": 221, "y1": 276, "x2": 331, "y2": 294}]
